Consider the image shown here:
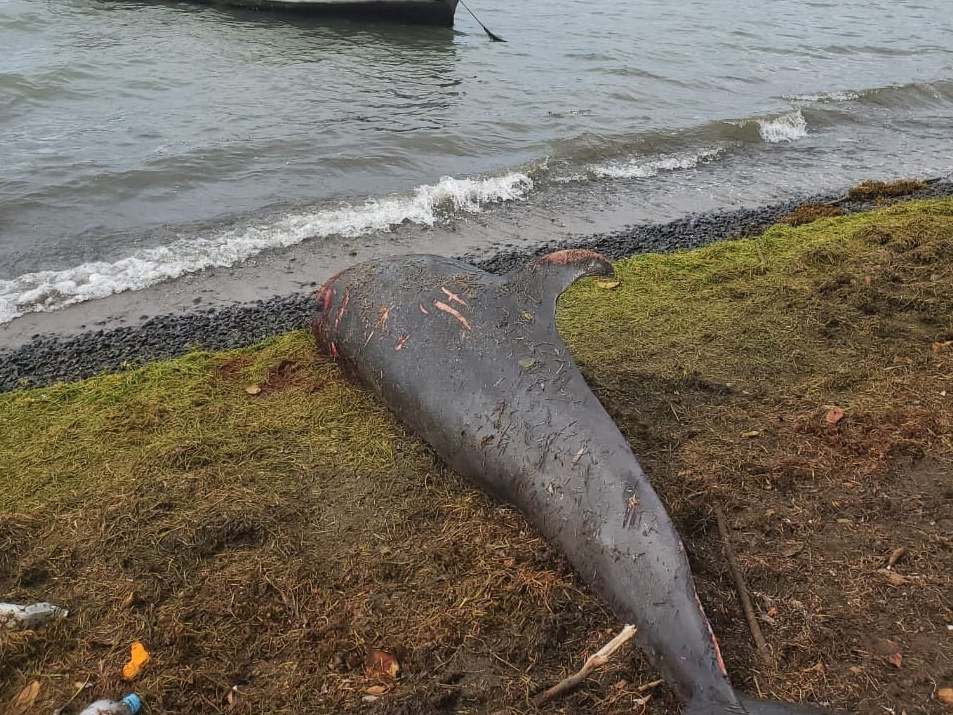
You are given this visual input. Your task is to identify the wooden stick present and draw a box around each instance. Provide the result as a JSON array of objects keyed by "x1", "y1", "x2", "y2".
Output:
[
  {"x1": 534, "y1": 624, "x2": 637, "y2": 705},
  {"x1": 713, "y1": 506, "x2": 772, "y2": 665}
]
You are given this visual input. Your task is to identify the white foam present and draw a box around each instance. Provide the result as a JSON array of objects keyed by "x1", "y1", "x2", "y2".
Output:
[
  {"x1": 589, "y1": 146, "x2": 723, "y2": 180},
  {"x1": 0, "y1": 172, "x2": 533, "y2": 324},
  {"x1": 757, "y1": 109, "x2": 808, "y2": 143}
]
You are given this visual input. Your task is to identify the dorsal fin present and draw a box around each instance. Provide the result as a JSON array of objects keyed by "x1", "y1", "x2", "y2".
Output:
[{"x1": 506, "y1": 249, "x2": 614, "y2": 309}]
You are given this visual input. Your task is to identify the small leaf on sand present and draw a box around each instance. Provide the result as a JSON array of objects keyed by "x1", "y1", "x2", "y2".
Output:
[
  {"x1": 245, "y1": 384, "x2": 261, "y2": 395},
  {"x1": 741, "y1": 429, "x2": 762, "y2": 438},
  {"x1": 887, "y1": 651, "x2": 902, "y2": 669},
  {"x1": 595, "y1": 280, "x2": 621, "y2": 290},
  {"x1": 884, "y1": 571, "x2": 910, "y2": 586},
  {"x1": 824, "y1": 406, "x2": 846, "y2": 425},
  {"x1": 365, "y1": 685, "x2": 389, "y2": 695},
  {"x1": 932, "y1": 340, "x2": 953, "y2": 353},
  {"x1": 365, "y1": 649, "x2": 400, "y2": 680},
  {"x1": 936, "y1": 687, "x2": 953, "y2": 706},
  {"x1": 122, "y1": 640, "x2": 151, "y2": 680},
  {"x1": 10, "y1": 681, "x2": 40, "y2": 714},
  {"x1": 518, "y1": 358, "x2": 537, "y2": 370}
]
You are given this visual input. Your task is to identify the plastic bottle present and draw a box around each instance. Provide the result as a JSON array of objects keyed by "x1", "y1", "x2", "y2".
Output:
[
  {"x1": 0, "y1": 602, "x2": 68, "y2": 630},
  {"x1": 77, "y1": 694, "x2": 142, "y2": 715}
]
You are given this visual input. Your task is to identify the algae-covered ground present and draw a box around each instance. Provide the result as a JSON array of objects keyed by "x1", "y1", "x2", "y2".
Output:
[{"x1": 2, "y1": 198, "x2": 952, "y2": 714}]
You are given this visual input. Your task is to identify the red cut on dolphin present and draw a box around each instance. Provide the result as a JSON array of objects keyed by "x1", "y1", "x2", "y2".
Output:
[{"x1": 312, "y1": 250, "x2": 831, "y2": 715}]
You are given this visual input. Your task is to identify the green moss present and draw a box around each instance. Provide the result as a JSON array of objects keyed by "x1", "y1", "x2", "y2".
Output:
[
  {"x1": 558, "y1": 197, "x2": 953, "y2": 395},
  {"x1": 0, "y1": 331, "x2": 409, "y2": 512},
  {"x1": 3, "y1": 198, "x2": 952, "y2": 513}
]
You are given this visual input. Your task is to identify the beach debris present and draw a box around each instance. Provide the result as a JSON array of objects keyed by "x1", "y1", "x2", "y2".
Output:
[
  {"x1": 534, "y1": 624, "x2": 637, "y2": 705},
  {"x1": 121, "y1": 641, "x2": 151, "y2": 681},
  {"x1": 78, "y1": 693, "x2": 142, "y2": 715},
  {"x1": 847, "y1": 179, "x2": 927, "y2": 202},
  {"x1": 824, "y1": 406, "x2": 846, "y2": 425},
  {"x1": 741, "y1": 429, "x2": 762, "y2": 438},
  {"x1": 713, "y1": 507, "x2": 772, "y2": 665},
  {"x1": 886, "y1": 547, "x2": 907, "y2": 569},
  {"x1": 933, "y1": 340, "x2": 952, "y2": 353},
  {"x1": 936, "y1": 687, "x2": 953, "y2": 706},
  {"x1": 51, "y1": 678, "x2": 92, "y2": 715},
  {"x1": 780, "y1": 203, "x2": 844, "y2": 227},
  {"x1": 364, "y1": 648, "x2": 400, "y2": 680},
  {"x1": 226, "y1": 685, "x2": 241, "y2": 709},
  {"x1": 244, "y1": 384, "x2": 261, "y2": 395},
  {"x1": 883, "y1": 571, "x2": 910, "y2": 586},
  {"x1": 869, "y1": 638, "x2": 903, "y2": 669},
  {"x1": 0, "y1": 602, "x2": 68, "y2": 630},
  {"x1": 595, "y1": 279, "x2": 621, "y2": 290},
  {"x1": 9, "y1": 681, "x2": 41, "y2": 715}
]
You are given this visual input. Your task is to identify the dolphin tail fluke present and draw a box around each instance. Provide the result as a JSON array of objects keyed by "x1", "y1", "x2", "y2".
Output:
[
  {"x1": 510, "y1": 249, "x2": 614, "y2": 307},
  {"x1": 685, "y1": 693, "x2": 832, "y2": 715}
]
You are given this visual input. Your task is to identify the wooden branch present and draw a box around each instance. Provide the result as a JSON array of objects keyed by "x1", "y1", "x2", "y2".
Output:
[
  {"x1": 534, "y1": 624, "x2": 637, "y2": 706},
  {"x1": 713, "y1": 506, "x2": 772, "y2": 665}
]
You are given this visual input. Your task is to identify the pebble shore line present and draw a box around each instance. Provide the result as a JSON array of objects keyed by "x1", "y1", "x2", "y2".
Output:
[{"x1": 3, "y1": 181, "x2": 951, "y2": 392}]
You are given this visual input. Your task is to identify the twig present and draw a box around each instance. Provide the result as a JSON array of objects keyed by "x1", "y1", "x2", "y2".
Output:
[
  {"x1": 534, "y1": 624, "x2": 637, "y2": 705},
  {"x1": 713, "y1": 506, "x2": 772, "y2": 665}
]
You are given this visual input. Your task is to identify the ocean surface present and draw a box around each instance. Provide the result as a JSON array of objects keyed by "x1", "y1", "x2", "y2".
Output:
[{"x1": 2, "y1": 0, "x2": 953, "y2": 325}]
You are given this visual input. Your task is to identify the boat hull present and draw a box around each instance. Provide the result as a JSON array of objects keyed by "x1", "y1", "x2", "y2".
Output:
[{"x1": 195, "y1": 0, "x2": 459, "y2": 26}]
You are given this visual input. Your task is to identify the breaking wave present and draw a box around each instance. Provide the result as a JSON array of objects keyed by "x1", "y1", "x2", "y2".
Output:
[
  {"x1": 756, "y1": 109, "x2": 809, "y2": 143},
  {"x1": 588, "y1": 146, "x2": 724, "y2": 180},
  {"x1": 0, "y1": 172, "x2": 533, "y2": 324}
]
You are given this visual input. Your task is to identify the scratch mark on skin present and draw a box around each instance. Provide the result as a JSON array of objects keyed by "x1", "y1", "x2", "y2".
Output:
[
  {"x1": 319, "y1": 285, "x2": 334, "y2": 312},
  {"x1": 441, "y1": 286, "x2": 468, "y2": 306},
  {"x1": 434, "y1": 301, "x2": 471, "y2": 331},
  {"x1": 375, "y1": 305, "x2": 391, "y2": 329},
  {"x1": 334, "y1": 289, "x2": 350, "y2": 331},
  {"x1": 696, "y1": 594, "x2": 729, "y2": 676},
  {"x1": 395, "y1": 335, "x2": 409, "y2": 351},
  {"x1": 419, "y1": 304, "x2": 429, "y2": 315},
  {"x1": 622, "y1": 494, "x2": 641, "y2": 529},
  {"x1": 363, "y1": 331, "x2": 375, "y2": 349},
  {"x1": 330, "y1": 342, "x2": 338, "y2": 359},
  {"x1": 572, "y1": 447, "x2": 586, "y2": 465}
]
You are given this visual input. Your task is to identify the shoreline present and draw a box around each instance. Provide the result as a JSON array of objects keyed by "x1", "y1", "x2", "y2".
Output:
[{"x1": 3, "y1": 177, "x2": 951, "y2": 392}]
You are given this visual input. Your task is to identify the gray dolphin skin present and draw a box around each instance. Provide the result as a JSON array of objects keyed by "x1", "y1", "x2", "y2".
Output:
[{"x1": 312, "y1": 250, "x2": 831, "y2": 715}]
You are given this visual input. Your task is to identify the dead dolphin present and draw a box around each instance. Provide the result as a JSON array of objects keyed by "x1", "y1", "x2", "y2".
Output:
[{"x1": 312, "y1": 250, "x2": 830, "y2": 715}]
